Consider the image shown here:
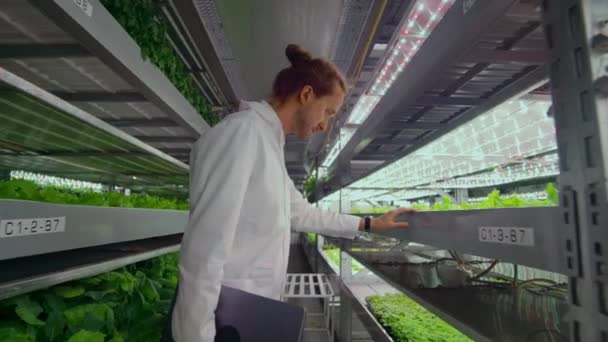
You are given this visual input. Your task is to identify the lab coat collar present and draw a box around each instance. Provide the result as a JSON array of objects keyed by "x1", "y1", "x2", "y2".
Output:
[{"x1": 239, "y1": 100, "x2": 285, "y2": 148}]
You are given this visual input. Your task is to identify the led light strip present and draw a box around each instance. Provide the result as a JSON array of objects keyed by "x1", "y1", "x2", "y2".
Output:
[
  {"x1": 367, "y1": 0, "x2": 455, "y2": 98},
  {"x1": 10, "y1": 170, "x2": 104, "y2": 191},
  {"x1": 321, "y1": 0, "x2": 456, "y2": 168}
]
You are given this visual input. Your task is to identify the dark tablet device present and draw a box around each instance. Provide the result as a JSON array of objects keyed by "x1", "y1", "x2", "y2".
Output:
[
  {"x1": 215, "y1": 286, "x2": 305, "y2": 342},
  {"x1": 162, "y1": 285, "x2": 305, "y2": 342}
]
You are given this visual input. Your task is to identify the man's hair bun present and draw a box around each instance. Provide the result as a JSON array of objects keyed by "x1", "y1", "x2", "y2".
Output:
[{"x1": 285, "y1": 44, "x2": 312, "y2": 67}]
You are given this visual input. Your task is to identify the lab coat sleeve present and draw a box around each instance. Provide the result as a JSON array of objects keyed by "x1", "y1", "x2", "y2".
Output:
[
  {"x1": 289, "y1": 179, "x2": 360, "y2": 239},
  {"x1": 172, "y1": 119, "x2": 259, "y2": 342}
]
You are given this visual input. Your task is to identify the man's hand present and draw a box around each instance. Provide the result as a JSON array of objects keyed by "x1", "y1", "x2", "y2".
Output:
[{"x1": 359, "y1": 208, "x2": 416, "y2": 232}]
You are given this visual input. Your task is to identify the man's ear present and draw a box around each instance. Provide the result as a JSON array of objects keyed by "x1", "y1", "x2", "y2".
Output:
[{"x1": 299, "y1": 85, "x2": 314, "y2": 104}]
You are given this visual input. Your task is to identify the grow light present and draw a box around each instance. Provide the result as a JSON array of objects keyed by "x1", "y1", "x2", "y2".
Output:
[
  {"x1": 321, "y1": 0, "x2": 456, "y2": 168},
  {"x1": 10, "y1": 170, "x2": 104, "y2": 191},
  {"x1": 321, "y1": 127, "x2": 356, "y2": 168},
  {"x1": 346, "y1": 95, "x2": 381, "y2": 125},
  {"x1": 365, "y1": 0, "x2": 455, "y2": 99},
  {"x1": 348, "y1": 98, "x2": 556, "y2": 190}
]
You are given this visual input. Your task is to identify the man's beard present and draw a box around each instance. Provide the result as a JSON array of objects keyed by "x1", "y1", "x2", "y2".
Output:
[{"x1": 294, "y1": 109, "x2": 310, "y2": 139}]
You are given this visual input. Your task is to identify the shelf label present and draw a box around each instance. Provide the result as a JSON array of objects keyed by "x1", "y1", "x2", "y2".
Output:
[
  {"x1": 73, "y1": 0, "x2": 93, "y2": 16},
  {"x1": 0, "y1": 217, "x2": 66, "y2": 239},
  {"x1": 478, "y1": 226, "x2": 535, "y2": 246}
]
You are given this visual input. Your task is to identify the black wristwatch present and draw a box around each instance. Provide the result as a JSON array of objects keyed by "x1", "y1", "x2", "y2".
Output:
[{"x1": 364, "y1": 216, "x2": 371, "y2": 232}]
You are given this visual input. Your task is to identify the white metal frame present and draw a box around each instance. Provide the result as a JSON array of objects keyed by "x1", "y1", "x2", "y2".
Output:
[{"x1": 282, "y1": 273, "x2": 337, "y2": 341}]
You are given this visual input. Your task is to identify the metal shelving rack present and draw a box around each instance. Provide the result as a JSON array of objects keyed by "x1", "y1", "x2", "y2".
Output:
[
  {"x1": 0, "y1": 0, "x2": 222, "y2": 167},
  {"x1": 0, "y1": 65, "x2": 190, "y2": 296},
  {"x1": 0, "y1": 234, "x2": 181, "y2": 301},
  {"x1": 543, "y1": 0, "x2": 608, "y2": 340},
  {"x1": 344, "y1": 244, "x2": 568, "y2": 342},
  {"x1": 28, "y1": 0, "x2": 211, "y2": 136},
  {"x1": 0, "y1": 0, "x2": 208, "y2": 295},
  {"x1": 0, "y1": 0, "x2": 605, "y2": 341},
  {"x1": 317, "y1": 0, "x2": 607, "y2": 341}
]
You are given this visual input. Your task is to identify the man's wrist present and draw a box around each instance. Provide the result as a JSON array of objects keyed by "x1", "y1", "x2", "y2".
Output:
[{"x1": 358, "y1": 217, "x2": 372, "y2": 232}]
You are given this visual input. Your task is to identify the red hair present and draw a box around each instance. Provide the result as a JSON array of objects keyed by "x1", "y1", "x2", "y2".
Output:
[{"x1": 272, "y1": 44, "x2": 346, "y2": 102}]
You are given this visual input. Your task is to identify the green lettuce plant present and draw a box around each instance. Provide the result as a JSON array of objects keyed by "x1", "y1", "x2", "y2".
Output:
[{"x1": 100, "y1": 0, "x2": 217, "y2": 125}]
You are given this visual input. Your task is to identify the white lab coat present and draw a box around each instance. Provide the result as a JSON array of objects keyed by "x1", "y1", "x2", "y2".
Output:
[{"x1": 172, "y1": 101, "x2": 361, "y2": 342}]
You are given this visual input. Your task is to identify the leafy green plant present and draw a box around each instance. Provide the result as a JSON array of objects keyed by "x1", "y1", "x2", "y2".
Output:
[
  {"x1": 367, "y1": 294, "x2": 472, "y2": 342},
  {"x1": 409, "y1": 202, "x2": 431, "y2": 211},
  {"x1": 545, "y1": 183, "x2": 559, "y2": 205},
  {"x1": 319, "y1": 243, "x2": 363, "y2": 274},
  {"x1": 306, "y1": 233, "x2": 316, "y2": 244},
  {"x1": 351, "y1": 206, "x2": 396, "y2": 214},
  {"x1": 0, "y1": 180, "x2": 188, "y2": 210},
  {"x1": 0, "y1": 254, "x2": 179, "y2": 342},
  {"x1": 303, "y1": 173, "x2": 317, "y2": 203},
  {"x1": 323, "y1": 248, "x2": 364, "y2": 274},
  {"x1": 100, "y1": 0, "x2": 217, "y2": 125},
  {"x1": 431, "y1": 196, "x2": 453, "y2": 211},
  {"x1": 351, "y1": 183, "x2": 559, "y2": 213}
]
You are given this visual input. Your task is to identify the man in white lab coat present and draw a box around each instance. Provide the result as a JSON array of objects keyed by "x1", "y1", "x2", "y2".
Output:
[{"x1": 172, "y1": 44, "x2": 413, "y2": 341}]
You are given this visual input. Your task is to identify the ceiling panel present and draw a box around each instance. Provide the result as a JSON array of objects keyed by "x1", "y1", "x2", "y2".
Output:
[{"x1": 216, "y1": 0, "x2": 344, "y2": 100}]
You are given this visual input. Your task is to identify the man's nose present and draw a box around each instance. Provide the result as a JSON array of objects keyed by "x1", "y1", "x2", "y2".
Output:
[{"x1": 317, "y1": 121, "x2": 326, "y2": 132}]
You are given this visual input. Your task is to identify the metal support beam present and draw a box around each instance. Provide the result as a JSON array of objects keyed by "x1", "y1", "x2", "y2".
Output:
[
  {"x1": 349, "y1": 122, "x2": 445, "y2": 130},
  {"x1": 0, "y1": 148, "x2": 190, "y2": 158},
  {"x1": 379, "y1": 207, "x2": 564, "y2": 273},
  {"x1": 339, "y1": 240, "x2": 353, "y2": 342},
  {"x1": 369, "y1": 138, "x2": 416, "y2": 146},
  {"x1": 133, "y1": 136, "x2": 197, "y2": 143},
  {"x1": 455, "y1": 188, "x2": 469, "y2": 204},
  {"x1": 464, "y1": 48, "x2": 548, "y2": 64},
  {"x1": 158, "y1": 148, "x2": 191, "y2": 155},
  {"x1": 0, "y1": 44, "x2": 90, "y2": 58},
  {"x1": 351, "y1": 154, "x2": 395, "y2": 161},
  {"x1": 415, "y1": 96, "x2": 484, "y2": 107},
  {"x1": 103, "y1": 118, "x2": 178, "y2": 128},
  {"x1": 441, "y1": 63, "x2": 490, "y2": 99},
  {"x1": 0, "y1": 200, "x2": 187, "y2": 260},
  {"x1": 51, "y1": 91, "x2": 146, "y2": 103},
  {"x1": 543, "y1": 0, "x2": 608, "y2": 340},
  {"x1": 20, "y1": 171, "x2": 185, "y2": 177},
  {"x1": 0, "y1": 151, "x2": 146, "y2": 158}
]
